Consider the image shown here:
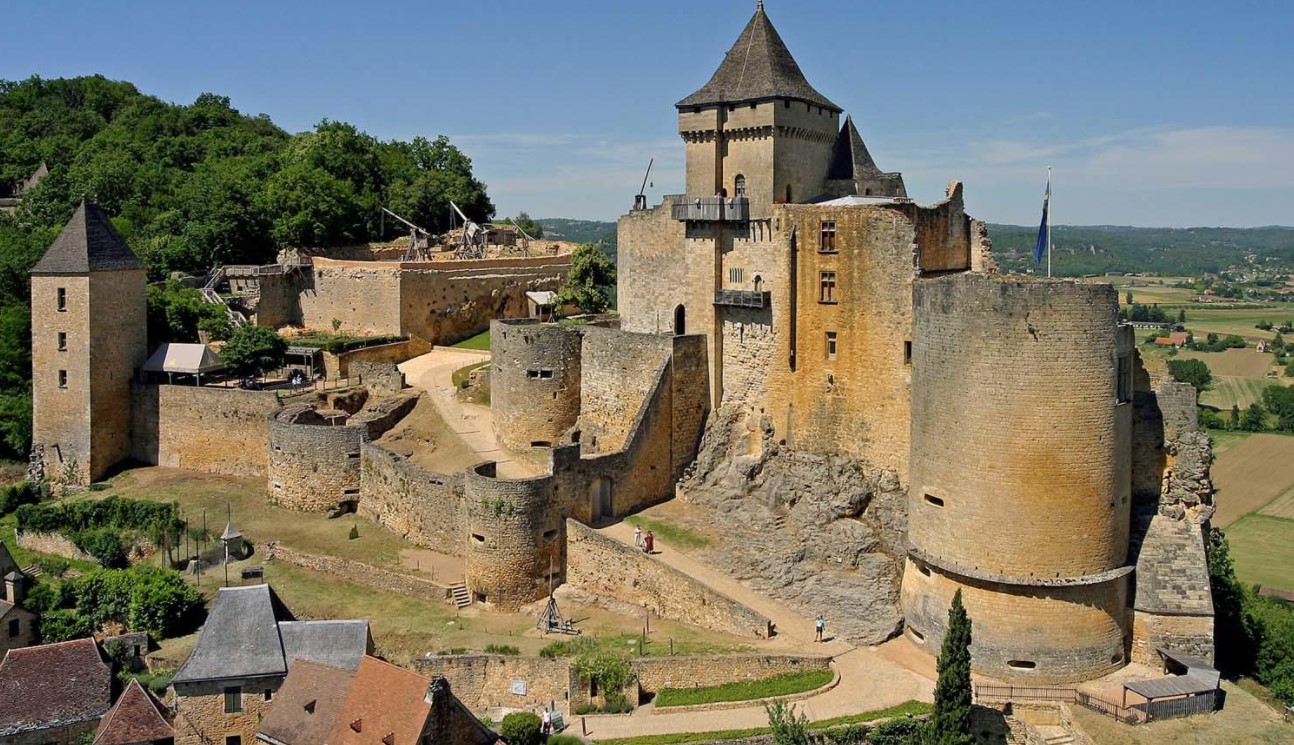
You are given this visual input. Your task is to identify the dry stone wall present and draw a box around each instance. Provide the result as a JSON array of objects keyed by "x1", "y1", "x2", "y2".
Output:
[
  {"x1": 414, "y1": 654, "x2": 571, "y2": 712},
  {"x1": 565, "y1": 520, "x2": 771, "y2": 638},
  {"x1": 350, "y1": 360, "x2": 408, "y2": 395},
  {"x1": 359, "y1": 443, "x2": 465, "y2": 556},
  {"x1": 323, "y1": 337, "x2": 432, "y2": 379},
  {"x1": 261, "y1": 543, "x2": 454, "y2": 603},
  {"x1": 131, "y1": 384, "x2": 282, "y2": 477}
]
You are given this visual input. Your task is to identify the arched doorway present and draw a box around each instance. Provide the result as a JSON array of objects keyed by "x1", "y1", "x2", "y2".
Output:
[
  {"x1": 591, "y1": 477, "x2": 614, "y2": 521},
  {"x1": 674, "y1": 304, "x2": 686, "y2": 336},
  {"x1": 753, "y1": 275, "x2": 763, "y2": 292}
]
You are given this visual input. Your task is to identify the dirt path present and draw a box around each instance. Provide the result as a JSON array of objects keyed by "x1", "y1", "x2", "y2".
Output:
[
  {"x1": 399, "y1": 348, "x2": 539, "y2": 478},
  {"x1": 581, "y1": 522, "x2": 933, "y2": 740}
]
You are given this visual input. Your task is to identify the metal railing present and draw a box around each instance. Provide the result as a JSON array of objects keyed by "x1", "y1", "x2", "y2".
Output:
[
  {"x1": 200, "y1": 267, "x2": 248, "y2": 327},
  {"x1": 671, "y1": 196, "x2": 750, "y2": 222}
]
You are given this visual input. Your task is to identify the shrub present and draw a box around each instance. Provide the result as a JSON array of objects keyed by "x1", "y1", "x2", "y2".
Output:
[
  {"x1": 38, "y1": 609, "x2": 93, "y2": 643},
  {"x1": 68, "y1": 566, "x2": 202, "y2": 639},
  {"x1": 23, "y1": 582, "x2": 58, "y2": 614},
  {"x1": 571, "y1": 648, "x2": 633, "y2": 695},
  {"x1": 483, "y1": 644, "x2": 520, "y2": 655},
  {"x1": 78, "y1": 528, "x2": 128, "y2": 568},
  {"x1": 499, "y1": 712, "x2": 542, "y2": 745},
  {"x1": 573, "y1": 703, "x2": 598, "y2": 715},
  {"x1": 867, "y1": 718, "x2": 923, "y2": 745},
  {"x1": 33, "y1": 556, "x2": 69, "y2": 578},
  {"x1": 601, "y1": 693, "x2": 634, "y2": 714},
  {"x1": 0, "y1": 481, "x2": 39, "y2": 515},
  {"x1": 348, "y1": 524, "x2": 359, "y2": 540}
]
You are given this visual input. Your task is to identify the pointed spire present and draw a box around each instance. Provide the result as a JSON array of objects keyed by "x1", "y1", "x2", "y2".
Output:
[
  {"x1": 30, "y1": 201, "x2": 142, "y2": 275},
  {"x1": 828, "y1": 115, "x2": 883, "y2": 180},
  {"x1": 677, "y1": 5, "x2": 838, "y2": 111}
]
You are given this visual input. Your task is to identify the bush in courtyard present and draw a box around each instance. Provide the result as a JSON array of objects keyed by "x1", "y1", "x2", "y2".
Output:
[
  {"x1": 69, "y1": 566, "x2": 202, "y2": 639},
  {"x1": 766, "y1": 701, "x2": 815, "y2": 745},
  {"x1": 556, "y1": 242, "x2": 616, "y2": 314},
  {"x1": 483, "y1": 644, "x2": 519, "y2": 655},
  {"x1": 498, "y1": 711, "x2": 541, "y2": 745},
  {"x1": 37, "y1": 608, "x2": 93, "y2": 643},
  {"x1": 220, "y1": 324, "x2": 288, "y2": 377},
  {"x1": 868, "y1": 719, "x2": 923, "y2": 745},
  {"x1": 545, "y1": 736, "x2": 582, "y2": 745},
  {"x1": 348, "y1": 524, "x2": 359, "y2": 540},
  {"x1": 571, "y1": 648, "x2": 632, "y2": 695}
]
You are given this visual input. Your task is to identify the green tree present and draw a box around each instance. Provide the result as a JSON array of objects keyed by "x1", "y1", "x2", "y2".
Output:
[
  {"x1": 1207, "y1": 529, "x2": 1262, "y2": 677},
  {"x1": 1177, "y1": 308, "x2": 1187, "y2": 324},
  {"x1": 557, "y1": 243, "x2": 617, "y2": 314},
  {"x1": 765, "y1": 701, "x2": 818, "y2": 745},
  {"x1": 146, "y1": 280, "x2": 226, "y2": 343},
  {"x1": 1166, "y1": 358, "x2": 1213, "y2": 391},
  {"x1": 508, "y1": 211, "x2": 544, "y2": 239},
  {"x1": 38, "y1": 609, "x2": 93, "y2": 643},
  {"x1": 1242, "y1": 402, "x2": 1268, "y2": 432},
  {"x1": 1125, "y1": 290, "x2": 1134, "y2": 305},
  {"x1": 1230, "y1": 404, "x2": 1241, "y2": 431},
  {"x1": 498, "y1": 712, "x2": 541, "y2": 745},
  {"x1": 220, "y1": 325, "x2": 287, "y2": 378},
  {"x1": 1262, "y1": 385, "x2": 1294, "y2": 432},
  {"x1": 922, "y1": 589, "x2": 974, "y2": 745}
]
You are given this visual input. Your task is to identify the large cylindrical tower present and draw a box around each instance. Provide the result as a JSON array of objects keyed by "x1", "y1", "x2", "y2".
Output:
[
  {"x1": 463, "y1": 463, "x2": 563, "y2": 611},
  {"x1": 903, "y1": 274, "x2": 1134, "y2": 683},
  {"x1": 489, "y1": 320, "x2": 582, "y2": 452}
]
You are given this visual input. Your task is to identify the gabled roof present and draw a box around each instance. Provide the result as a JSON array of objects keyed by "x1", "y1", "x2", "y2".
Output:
[
  {"x1": 279, "y1": 621, "x2": 371, "y2": 672},
  {"x1": 327, "y1": 657, "x2": 432, "y2": 745},
  {"x1": 257, "y1": 660, "x2": 357, "y2": 745},
  {"x1": 142, "y1": 343, "x2": 227, "y2": 375},
  {"x1": 30, "y1": 202, "x2": 143, "y2": 275},
  {"x1": 0, "y1": 638, "x2": 112, "y2": 736},
  {"x1": 93, "y1": 679, "x2": 173, "y2": 745},
  {"x1": 173, "y1": 584, "x2": 289, "y2": 684},
  {"x1": 827, "y1": 116, "x2": 887, "y2": 181},
  {"x1": 677, "y1": 3, "x2": 839, "y2": 111}
]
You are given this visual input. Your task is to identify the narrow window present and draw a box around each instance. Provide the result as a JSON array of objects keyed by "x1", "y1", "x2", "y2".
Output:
[
  {"x1": 1007, "y1": 660, "x2": 1037, "y2": 670},
  {"x1": 825, "y1": 332, "x2": 837, "y2": 361},
  {"x1": 819, "y1": 221, "x2": 836, "y2": 253},
  {"x1": 265, "y1": 689, "x2": 273, "y2": 702},
  {"x1": 6, "y1": 619, "x2": 18, "y2": 637},
  {"x1": 57, "y1": 332, "x2": 67, "y2": 351},
  {"x1": 224, "y1": 687, "x2": 242, "y2": 714},
  {"x1": 734, "y1": 174, "x2": 746, "y2": 196},
  {"x1": 728, "y1": 267, "x2": 744, "y2": 284},
  {"x1": 539, "y1": 369, "x2": 554, "y2": 380},
  {"x1": 1116, "y1": 353, "x2": 1132, "y2": 403},
  {"x1": 784, "y1": 99, "x2": 790, "y2": 109},
  {"x1": 819, "y1": 272, "x2": 837, "y2": 304},
  {"x1": 924, "y1": 494, "x2": 944, "y2": 508},
  {"x1": 753, "y1": 275, "x2": 763, "y2": 292},
  {"x1": 58, "y1": 370, "x2": 68, "y2": 389},
  {"x1": 226, "y1": 737, "x2": 242, "y2": 745},
  {"x1": 543, "y1": 529, "x2": 559, "y2": 541},
  {"x1": 526, "y1": 370, "x2": 540, "y2": 379},
  {"x1": 56, "y1": 287, "x2": 66, "y2": 311},
  {"x1": 904, "y1": 341, "x2": 912, "y2": 365},
  {"x1": 785, "y1": 184, "x2": 793, "y2": 203},
  {"x1": 471, "y1": 534, "x2": 485, "y2": 544}
]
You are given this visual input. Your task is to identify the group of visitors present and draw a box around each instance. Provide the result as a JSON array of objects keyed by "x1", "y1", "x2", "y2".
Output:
[{"x1": 632, "y1": 525, "x2": 655, "y2": 554}]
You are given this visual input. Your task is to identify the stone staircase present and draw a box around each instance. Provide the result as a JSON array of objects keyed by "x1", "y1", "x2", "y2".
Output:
[
  {"x1": 1036, "y1": 726, "x2": 1075, "y2": 745},
  {"x1": 449, "y1": 582, "x2": 471, "y2": 609},
  {"x1": 21, "y1": 564, "x2": 41, "y2": 578}
]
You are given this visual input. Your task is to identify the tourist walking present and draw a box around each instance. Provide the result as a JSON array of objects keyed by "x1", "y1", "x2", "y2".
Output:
[
  {"x1": 644, "y1": 530, "x2": 655, "y2": 554},
  {"x1": 815, "y1": 614, "x2": 825, "y2": 642},
  {"x1": 541, "y1": 708, "x2": 552, "y2": 735},
  {"x1": 633, "y1": 525, "x2": 643, "y2": 548}
]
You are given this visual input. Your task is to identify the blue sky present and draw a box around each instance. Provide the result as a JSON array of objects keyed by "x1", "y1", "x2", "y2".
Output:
[{"x1": 3, "y1": 1, "x2": 1292, "y2": 227}]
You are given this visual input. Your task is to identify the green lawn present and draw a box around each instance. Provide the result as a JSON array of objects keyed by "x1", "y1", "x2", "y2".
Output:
[
  {"x1": 624, "y1": 514, "x2": 711, "y2": 550},
  {"x1": 453, "y1": 329, "x2": 492, "y2": 350},
  {"x1": 596, "y1": 701, "x2": 932, "y2": 744},
  {"x1": 1226, "y1": 514, "x2": 1294, "y2": 592},
  {"x1": 654, "y1": 668, "x2": 833, "y2": 708}
]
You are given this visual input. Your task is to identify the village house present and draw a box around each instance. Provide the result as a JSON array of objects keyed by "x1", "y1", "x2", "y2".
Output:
[
  {"x1": 92, "y1": 679, "x2": 174, "y2": 745},
  {"x1": 0, "y1": 638, "x2": 113, "y2": 745}
]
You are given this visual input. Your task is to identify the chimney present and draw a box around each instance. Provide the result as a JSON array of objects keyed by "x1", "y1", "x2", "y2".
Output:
[{"x1": 4, "y1": 573, "x2": 23, "y2": 605}]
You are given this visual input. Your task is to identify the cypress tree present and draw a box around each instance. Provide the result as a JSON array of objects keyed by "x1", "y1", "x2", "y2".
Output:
[{"x1": 924, "y1": 589, "x2": 974, "y2": 745}]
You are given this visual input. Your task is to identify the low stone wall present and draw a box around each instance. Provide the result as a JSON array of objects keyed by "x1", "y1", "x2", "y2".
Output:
[
  {"x1": 260, "y1": 542, "x2": 453, "y2": 604},
  {"x1": 131, "y1": 384, "x2": 282, "y2": 478},
  {"x1": 350, "y1": 360, "x2": 408, "y2": 395},
  {"x1": 565, "y1": 521, "x2": 771, "y2": 638},
  {"x1": 16, "y1": 530, "x2": 93, "y2": 562},
  {"x1": 324, "y1": 337, "x2": 433, "y2": 379},
  {"x1": 358, "y1": 443, "x2": 465, "y2": 557},
  {"x1": 1128, "y1": 610, "x2": 1215, "y2": 667},
  {"x1": 630, "y1": 654, "x2": 831, "y2": 695},
  {"x1": 414, "y1": 654, "x2": 571, "y2": 712}
]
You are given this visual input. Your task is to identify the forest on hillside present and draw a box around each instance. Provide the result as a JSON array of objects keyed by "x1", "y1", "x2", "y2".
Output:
[{"x1": 0, "y1": 75, "x2": 498, "y2": 461}]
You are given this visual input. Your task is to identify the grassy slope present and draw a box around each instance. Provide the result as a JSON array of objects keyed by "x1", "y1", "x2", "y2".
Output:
[
  {"x1": 654, "y1": 668, "x2": 834, "y2": 708},
  {"x1": 1227, "y1": 515, "x2": 1294, "y2": 593},
  {"x1": 454, "y1": 330, "x2": 492, "y2": 350}
]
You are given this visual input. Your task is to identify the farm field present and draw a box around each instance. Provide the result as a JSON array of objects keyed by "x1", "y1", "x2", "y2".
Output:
[
  {"x1": 1184, "y1": 307, "x2": 1294, "y2": 341},
  {"x1": 1200, "y1": 377, "x2": 1277, "y2": 410},
  {"x1": 1211, "y1": 433, "x2": 1294, "y2": 527},
  {"x1": 1258, "y1": 484, "x2": 1294, "y2": 520},
  {"x1": 1176, "y1": 348, "x2": 1274, "y2": 378},
  {"x1": 1225, "y1": 515, "x2": 1294, "y2": 593}
]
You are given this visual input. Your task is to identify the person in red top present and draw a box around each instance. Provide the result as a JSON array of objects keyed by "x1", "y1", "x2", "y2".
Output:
[{"x1": 644, "y1": 531, "x2": 654, "y2": 554}]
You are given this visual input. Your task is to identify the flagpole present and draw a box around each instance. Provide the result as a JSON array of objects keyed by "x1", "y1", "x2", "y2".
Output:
[{"x1": 1047, "y1": 166, "x2": 1053, "y2": 278}]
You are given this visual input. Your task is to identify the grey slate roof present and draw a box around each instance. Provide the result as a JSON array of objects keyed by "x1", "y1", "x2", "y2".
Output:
[
  {"x1": 677, "y1": 5, "x2": 839, "y2": 111},
  {"x1": 0, "y1": 638, "x2": 112, "y2": 736},
  {"x1": 31, "y1": 202, "x2": 143, "y2": 275},
  {"x1": 827, "y1": 116, "x2": 886, "y2": 180},
  {"x1": 173, "y1": 584, "x2": 288, "y2": 684},
  {"x1": 279, "y1": 621, "x2": 371, "y2": 671}
]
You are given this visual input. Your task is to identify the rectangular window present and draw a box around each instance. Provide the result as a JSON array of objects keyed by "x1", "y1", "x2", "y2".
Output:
[
  {"x1": 1117, "y1": 353, "x2": 1133, "y2": 403},
  {"x1": 57, "y1": 332, "x2": 67, "y2": 351},
  {"x1": 6, "y1": 619, "x2": 17, "y2": 637},
  {"x1": 56, "y1": 287, "x2": 67, "y2": 311},
  {"x1": 539, "y1": 369, "x2": 554, "y2": 380},
  {"x1": 58, "y1": 370, "x2": 68, "y2": 389},
  {"x1": 265, "y1": 689, "x2": 273, "y2": 702},
  {"x1": 826, "y1": 332, "x2": 838, "y2": 361},
  {"x1": 728, "y1": 267, "x2": 744, "y2": 284},
  {"x1": 820, "y1": 221, "x2": 837, "y2": 253},
  {"x1": 904, "y1": 341, "x2": 912, "y2": 366},
  {"x1": 819, "y1": 272, "x2": 837, "y2": 304},
  {"x1": 224, "y1": 687, "x2": 242, "y2": 714},
  {"x1": 226, "y1": 737, "x2": 242, "y2": 745}
]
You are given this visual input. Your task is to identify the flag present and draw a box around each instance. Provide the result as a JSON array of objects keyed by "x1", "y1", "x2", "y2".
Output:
[{"x1": 1033, "y1": 173, "x2": 1050, "y2": 264}]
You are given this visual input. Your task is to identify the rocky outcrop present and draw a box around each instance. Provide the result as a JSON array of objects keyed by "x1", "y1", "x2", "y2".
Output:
[
  {"x1": 680, "y1": 404, "x2": 906, "y2": 644},
  {"x1": 1162, "y1": 429, "x2": 1214, "y2": 524}
]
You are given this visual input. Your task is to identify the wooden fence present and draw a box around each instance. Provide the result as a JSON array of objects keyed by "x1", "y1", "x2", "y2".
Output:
[{"x1": 976, "y1": 685, "x2": 1142, "y2": 724}]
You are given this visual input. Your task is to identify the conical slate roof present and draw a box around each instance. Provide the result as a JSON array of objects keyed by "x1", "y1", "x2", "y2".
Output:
[
  {"x1": 30, "y1": 202, "x2": 143, "y2": 275},
  {"x1": 827, "y1": 116, "x2": 885, "y2": 180},
  {"x1": 677, "y1": 3, "x2": 839, "y2": 111}
]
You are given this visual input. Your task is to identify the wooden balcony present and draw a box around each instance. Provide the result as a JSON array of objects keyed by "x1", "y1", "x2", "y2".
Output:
[
  {"x1": 714, "y1": 289, "x2": 771, "y2": 308},
  {"x1": 672, "y1": 196, "x2": 750, "y2": 222}
]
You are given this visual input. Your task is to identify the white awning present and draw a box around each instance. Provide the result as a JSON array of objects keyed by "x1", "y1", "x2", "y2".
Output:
[{"x1": 142, "y1": 343, "x2": 226, "y2": 375}]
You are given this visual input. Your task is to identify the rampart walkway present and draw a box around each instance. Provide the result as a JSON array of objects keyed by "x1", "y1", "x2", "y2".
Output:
[{"x1": 581, "y1": 522, "x2": 934, "y2": 740}]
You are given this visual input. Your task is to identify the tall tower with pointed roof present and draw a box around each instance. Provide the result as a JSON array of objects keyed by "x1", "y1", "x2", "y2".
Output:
[
  {"x1": 30, "y1": 202, "x2": 147, "y2": 484},
  {"x1": 677, "y1": 2, "x2": 842, "y2": 217}
]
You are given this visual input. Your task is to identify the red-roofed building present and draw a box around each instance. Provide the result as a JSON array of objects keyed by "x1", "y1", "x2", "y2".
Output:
[
  {"x1": 0, "y1": 638, "x2": 112, "y2": 745},
  {"x1": 93, "y1": 679, "x2": 173, "y2": 745},
  {"x1": 326, "y1": 657, "x2": 495, "y2": 745}
]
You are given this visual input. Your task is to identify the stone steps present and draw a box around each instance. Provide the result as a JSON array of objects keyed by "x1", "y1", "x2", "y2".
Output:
[
  {"x1": 21, "y1": 564, "x2": 41, "y2": 578},
  {"x1": 449, "y1": 582, "x2": 471, "y2": 609},
  {"x1": 1044, "y1": 735, "x2": 1074, "y2": 745}
]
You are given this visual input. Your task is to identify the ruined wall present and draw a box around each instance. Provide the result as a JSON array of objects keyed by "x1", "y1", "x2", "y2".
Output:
[
  {"x1": 324, "y1": 337, "x2": 432, "y2": 379},
  {"x1": 565, "y1": 520, "x2": 771, "y2": 638},
  {"x1": 1129, "y1": 611, "x2": 1215, "y2": 668},
  {"x1": 252, "y1": 271, "x2": 299, "y2": 328},
  {"x1": 131, "y1": 385, "x2": 282, "y2": 477},
  {"x1": 491, "y1": 320, "x2": 582, "y2": 452},
  {"x1": 359, "y1": 443, "x2": 465, "y2": 556},
  {"x1": 267, "y1": 405, "x2": 366, "y2": 512},
  {"x1": 909, "y1": 182, "x2": 971, "y2": 273},
  {"x1": 630, "y1": 655, "x2": 830, "y2": 695},
  {"x1": 349, "y1": 360, "x2": 407, "y2": 396},
  {"x1": 578, "y1": 327, "x2": 671, "y2": 454},
  {"x1": 414, "y1": 655, "x2": 570, "y2": 712},
  {"x1": 399, "y1": 258, "x2": 568, "y2": 346}
]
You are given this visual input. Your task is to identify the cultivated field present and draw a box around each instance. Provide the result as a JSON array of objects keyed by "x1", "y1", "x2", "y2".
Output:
[
  {"x1": 1211, "y1": 433, "x2": 1294, "y2": 527},
  {"x1": 1225, "y1": 515, "x2": 1294, "y2": 593},
  {"x1": 1177, "y1": 348, "x2": 1275, "y2": 378},
  {"x1": 1186, "y1": 307, "x2": 1294, "y2": 341},
  {"x1": 1258, "y1": 485, "x2": 1294, "y2": 520},
  {"x1": 1201, "y1": 377, "x2": 1277, "y2": 410}
]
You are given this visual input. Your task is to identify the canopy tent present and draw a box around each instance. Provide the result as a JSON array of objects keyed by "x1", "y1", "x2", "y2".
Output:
[
  {"x1": 526, "y1": 291, "x2": 558, "y2": 321},
  {"x1": 141, "y1": 343, "x2": 226, "y2": 384}
]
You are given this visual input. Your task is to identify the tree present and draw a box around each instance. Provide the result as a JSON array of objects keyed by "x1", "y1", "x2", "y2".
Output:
[
  {"x1": 1125, "y1": 290, "x2": 1134, "y2": 305},
  {"x1": 556, "y1": 243, "x2": 616, "y2": 314},
  {"x1": 1177, "y1": 308, "x2": 1187, "y2": 324},
  {"x1": 765, "y1": 701, "x2": 818, "y2": 745},
  {"x1": 1242, "y1": 402, "x2": 1267, "y2": 432},
  {"x1": 922, "y1": 589, "x2": 974, "y2": 745},
  {"x1": 1230, "y1": 404, "x2": 1241, "y2": 431},
  {"x1": 1262, "y1": 385, "x2": 1294, "y2": 432},
  {"x1": 499, "y1": 712, "x2": 541, "y2": 745},
  {"x1": 220, "y1": 325, "x2": 287, "y2": 378},
  {"x1": 1208, "y1": 529, "x2": 1262, "y2": 677},
  {"x1": 1166, "y1": 358, "x2": 1213, "y2": 391},
  {"x1": 508, "y1": 211, "x2": 544, "y2": 239}
]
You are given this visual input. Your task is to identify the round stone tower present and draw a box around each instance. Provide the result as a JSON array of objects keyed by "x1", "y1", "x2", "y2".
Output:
[
  {"x1": 462, "y1": 462, "x2": 562, "y2": 611},
  {"x1": 902, "y1": 273, "x2": 1134, "y2": 683},
  {"x1": 489, "y1": 320, "x2": 582, "y2": 452}
]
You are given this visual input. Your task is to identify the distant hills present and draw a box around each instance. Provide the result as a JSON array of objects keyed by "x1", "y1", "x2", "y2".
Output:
[{"x1": 538, "y1": 217, "x2": 1294, "y2": 276}]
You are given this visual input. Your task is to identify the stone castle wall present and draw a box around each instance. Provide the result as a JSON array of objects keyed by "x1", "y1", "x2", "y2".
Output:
[
  {"x1": 631, "y1": 654, "x2": 831, "y2": 695},
  {"x1": 131, "y1": 385, "x2": 282, "y2": 478},
  {"x1": 463, "y1": 463, "x2": 563, "y2": 609},
  {"x1": 350, "y1": 360, "x2": 407, "y2": 396},
  {"x1": 566, "y1": 520, "x2": 771, "y2": 638},
  {"x1": 298, "y1": 260, "x2": 404, "y2": 336},
  {"x1": 322, "y1": 336, "x2": 432, "y2": 379},
  {"x1": 267, "y1": 404, "x2": 367, "y2": 512},
  {"x1": 414, "y1": 654, "x2": 571, "y2": 712},
  {"x1": 88, "y1": 268, "x2": 148, "y2": 482},
  {"x1": 490, "y1": 321, "x2": 583, "y2": 452},
  {"x1": 31, "y1": 275, "x2": 92, "y2": 484},
  {"x1": 359, "y1": 443, "x2": 465, "y2": 556},
  {"x1": 578, "y1": 326, "x2": 673, "y2": 455},
  {"x1": 1128, "y1": 610, "x2": 1215, "y2": 668}
]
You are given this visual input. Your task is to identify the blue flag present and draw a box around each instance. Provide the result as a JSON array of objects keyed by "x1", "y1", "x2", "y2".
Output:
[{"x1": 1033, "y1": 174, "x2": 1050, "y2": 264}]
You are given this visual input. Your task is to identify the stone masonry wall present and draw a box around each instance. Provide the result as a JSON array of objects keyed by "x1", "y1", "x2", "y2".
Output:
[
  {"x1": 359, "y1": 443, "x2": 465, "y2": 557},
  {"x1": 490, "y1": 321, "x2": 582, "y2": 452},
  {"x1": 324, "y1": 337, "x2": 433, "y2": 379},
  {"x1": 31, "y1": 275, "x2": 91, "y2": 485},
  {"x1": 1129, "y1": 610, "x2": 1215, "y2": 667},
  {"x1": 565, "y1": 520, "x2": 771, "y2": 638},
  {"x1": 578, "y1": 326, "x2": 672, "y2": 455},
  {"x1": 463, "y1": 464, "x2": 561, "y2": 610},
  {"x1": 298, "y1": 260, "x2": 404, "y2": 336},
  {"x1": 131, "y1": 384, "x2": 282, "y2": 478},
  {"x1": 350, "y1": 360, "x2": 408, "y2": 395},
  {"x1": 88, "y1": 268, "x2": 148, "y2": 482},
  {"x1": 16, "y1": 531, "x2": 93, "y2": 562},
  {"x1": 261, "y1": 543, "x2": 454, "y2": 604},
  {"x1": 267, "y1": 405, "x2": 366, "y2": 512},
  {"x1": 414, "y1": 655, "x2": 571, "y2": 713},
  {"x1": 399, "y1": 258, "x2": 568, "y2": 345},
  {"x1": 175, "y1": 681, "x2": 280, "y2": 745},
  {"x1": 630, "y1": 654, "x2": 830, "y2": 695}
]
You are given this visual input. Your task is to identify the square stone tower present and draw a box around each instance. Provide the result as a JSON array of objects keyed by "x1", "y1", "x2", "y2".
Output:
[{"x1": 30, "y1": 202, "x2": 147, "y2": 484}]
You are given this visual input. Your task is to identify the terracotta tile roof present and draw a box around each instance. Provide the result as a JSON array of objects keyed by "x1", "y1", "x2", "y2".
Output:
[
  {"x1": 677, "y1": 4, "x2": 839, "y2": 111},
  {"x1": 0, "y1": 638, "x2": 112, "y2": 736},
  {"x1": 30, "y1": 202, "x2": 143, "y2": 275},
  {"x1": 257, "y1": 660, "x2": 356, "y2": 745},
  {"x1": 326, "y1": 657, "x2": 431, "y2": 745},
  {"x1": 93, "y1": 679, "x2": 173, "y2": 745}
]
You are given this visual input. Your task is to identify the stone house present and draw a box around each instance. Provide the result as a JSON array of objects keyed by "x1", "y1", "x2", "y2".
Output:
[
  {"x1": 92, "y1": 678, "x2": 174, "y2": 745},
  {"x1": 171, "y1": 584, "x2": 371, "y2": 745},
  {"x1": 255, "y1": 660, "x2": 356, "y2": 745},
  {"x1": 325, "y1": 657, "x2": 496, "y2": 745},
  {"x1": 0, "y1": 637, "x2": 113, "y2": 745}
]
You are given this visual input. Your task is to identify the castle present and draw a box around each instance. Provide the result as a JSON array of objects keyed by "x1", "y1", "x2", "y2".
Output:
[{"x1": 30, "y1": 3, "x2": 1215, "y2": 687}]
